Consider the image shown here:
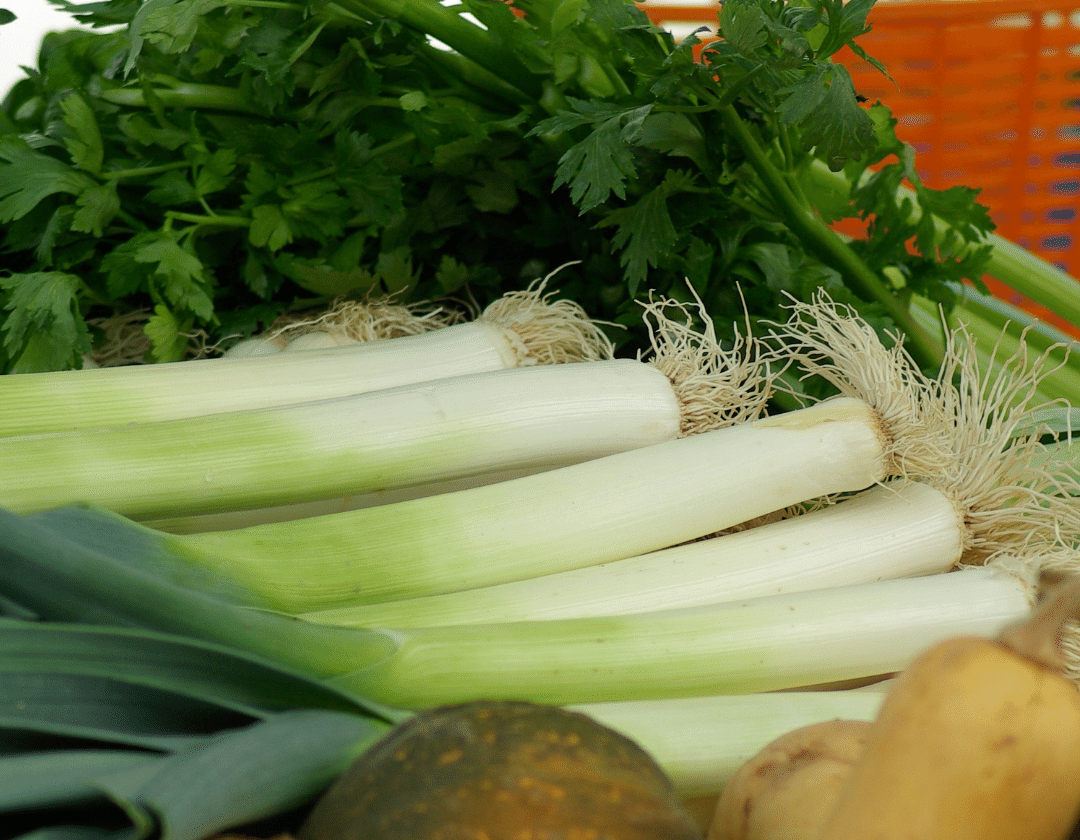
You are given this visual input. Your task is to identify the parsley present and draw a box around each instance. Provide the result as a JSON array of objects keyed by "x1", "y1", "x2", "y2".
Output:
[{"x1": 0, "y1": 0, "x2": 1017, "y2": 371}]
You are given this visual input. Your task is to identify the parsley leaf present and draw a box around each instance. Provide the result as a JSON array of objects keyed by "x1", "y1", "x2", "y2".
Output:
[
  {"x1": 596, "y1": 184, "x2": 678, "y2": 293},
  {"x1": 0, "y1": 138, "x2": 95, "y2": 223},
  {"x1": 0, "y1": 272, "x2": 91, "y2": 372}
]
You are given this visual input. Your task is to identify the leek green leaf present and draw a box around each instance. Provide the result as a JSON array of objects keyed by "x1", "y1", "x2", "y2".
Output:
[
  {"x1": 0, "y1": 618, "x2": 385, "y2": 717},
  {"x1": 12, "y1": 827, "x2": 140, "y2": 840},
  {"x1": 96, "y1": 709, "x2": 388, "y2": 840},
  {"x1": 0, "y1": 670, "x2": 254, "y2": 748},
  {"x1": 0, "y1": 750, "x2": 157, "y2": 812}
]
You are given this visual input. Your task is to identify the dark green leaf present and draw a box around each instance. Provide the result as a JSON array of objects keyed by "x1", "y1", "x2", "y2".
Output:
[
  {"x1": 548, "y1": 104, "x2": 652, "y2": 212},
  {"x1": 249, "y1": 205, "x2": 292, "y2": 251},
  {"x1": 193, "y1": 148, "x2": 235, "y2": 197},
  {"x1": 0, "y1": 138, "x2": 95, "y2": 223},
  {"x1": 637, "y1": 112, "x2": 709, "y2": 174},
  {"x1": 0, "y1": 618, "x2": 381, "y2": 718},
  {"x1": 71, "y1": 182, "x2": 120, "y2": 237},
  {"x1": 0, "y1": 504, "x2": 396, "y2": 694},
  {"x1": 12, "y1": 827, "x2": 140, "y2": 840},
  {"x1": 0, "y1": 272, "x2": 91, "y2": 373},
  {"x1": 97, "y1": 710, "x2": 388, "y2": 840},
  {"x1": 0, "y1": 671, "x2": 236, "y2": 751},
  {"x1": 792, "y1": 65, "x2": 874, "y2": 170},
  {"x1": 59, "y1": 93, "x2": 104, "y2": 175},
  {"x1": 597, "y1": 185, "x2": 677, "y2": 292},
  {"x1": 130, "y1": 232, "x2": 215, "y2": 320},
  {"x1": 718, "y1": 0, "x2": 767, "y2": 53},
  {"x1": 142, "y1": 304, "x2": 190, "y2": 363},
  {"x1": 0, "y1": 750, "x2": 157, "y2": 812},
  {"x1": 145, "y1": 171, "x2": 199, "y2": 206}
]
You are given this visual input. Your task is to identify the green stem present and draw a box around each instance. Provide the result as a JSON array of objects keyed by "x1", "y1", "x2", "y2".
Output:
[
  {"x1": 331, "y1": 0, "x2": 540, "y2": 99},
  {"x1": 369, "y1": 131, "x2": 418, "y2": 157},
  {"x1": 219, "y1": 0, "x2": 300, "y2": 8},
  {"x1": 100, "y1": 84, "x2": 265, "y2": 116},
  {"x1": 416, "y1": 43, "x2": 534, "y2": 106},
  {"x1": 802, "y1": 160, "x2": 1080, "y2": 333},
  {"x1": 165, "y1": 211, "x2": 251, "y2": 228},
  {"x1": 718, "y1": 105, "x2": 940, "y2": 370},
  {"x1": 101, "y1": 161, "x2": 191, "y2": 181}
]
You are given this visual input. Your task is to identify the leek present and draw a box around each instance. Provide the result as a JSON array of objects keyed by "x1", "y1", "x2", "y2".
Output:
[
  {"x1": 0, "y1": 291, "x2": 773, "y2": 522},
  {"x1": 283, "y1": 300, "x2": 1068, "y2": 629},
  {"x1": 574, "y1": 689, "x2": 888, "y2": 796},
  {"x1": 0, "y1": 504, "x2": 1032, "y2": 713},
  {"x1": 0, "y1": 283, "x2": 613, "y2": 438},
  {"x1": 301, "y1": 479, "x2": 966, "y2": 627},
  {"x1": 0, "y1": 359, "x2": 683, "y2": 519},
  {"x1": 142, "y1": 467, "x2": 546, "y2": 534},
  {"x1": 134, "y1": 395, "x2": 895, "y2": 612},
  {"x1": 335, "y1": 566, "x2": 1032, "y2": 709},
  {"x1": 53, "y1": 294, "x2": 1077, "y2": 616}
]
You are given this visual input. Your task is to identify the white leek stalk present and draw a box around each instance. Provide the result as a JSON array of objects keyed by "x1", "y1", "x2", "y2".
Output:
[
  {"x1": 0, "y1": 359, "x2": 681, "y2": 519},
  {"x1": 305, "y1": 296, "x2": 1080, "y2": 628},
  {"x1": 143, "y1": 467, "x2": 545, "y2": 533},
  {"x1": 573, "y1": 689, "x2": 888, "y2": 795},
  {"x1": 337, "y1": 566, "x2": 1032, "y2": 709},
  {"x1": 282, "y1": 331, "x2": 362, "y2": 351},
  {"x1": 0, "y1": 283, "x2": 613, "y2": 437},
  {"x1": 302, "y1": 479, "x2": 964, "y2": 627},
  {"x1": 152, "y1": 394, "x2": 895, "y2": 612},
  {"x1": 0, "y1": 291, "x2": 779, "y2": 521},
  {"x1": 131, "y1": 291, "x2": 777, "y2": 531},
  {"x1": 221, "y1": 336, "x2": 287, "y2": 358},
  {"x1": 772, "y1": 293, "x2": 1080, "y2": 566}
]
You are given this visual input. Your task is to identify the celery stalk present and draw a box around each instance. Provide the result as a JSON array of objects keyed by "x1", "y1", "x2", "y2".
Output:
[{"x1": 802, "y1": 160, "x2": 1080, "y2": 334}]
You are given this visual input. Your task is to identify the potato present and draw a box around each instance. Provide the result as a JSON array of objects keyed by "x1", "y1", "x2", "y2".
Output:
[{"x1": 707, "y1": 719, "x2": 870, "y2": 840}]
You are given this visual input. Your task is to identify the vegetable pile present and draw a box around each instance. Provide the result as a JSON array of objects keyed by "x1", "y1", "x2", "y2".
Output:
[
  {"x1": 3, "y1": 286, "x2": 1080, "y2": 837},
  {"x1": 5, "y1": 0, "x2": 1080, "y2": 838}
]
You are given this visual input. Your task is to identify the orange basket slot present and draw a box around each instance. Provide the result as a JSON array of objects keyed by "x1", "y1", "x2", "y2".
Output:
[{"x1": 638, "y1": 1, "x2": 1080, "y2": 336}]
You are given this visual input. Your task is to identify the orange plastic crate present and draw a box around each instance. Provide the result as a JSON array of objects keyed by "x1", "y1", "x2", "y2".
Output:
[{"x1": 639, "y1": 1, "x2": 1080, "y2": 334}]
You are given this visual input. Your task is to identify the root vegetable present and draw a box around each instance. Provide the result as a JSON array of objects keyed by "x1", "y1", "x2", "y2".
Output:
[
  {"x1": 708, "y1": 720, "x2": 870, "y2": 840},
  {"x1": 818, "y1": 576, "x2": 1080, "y2": 840}
]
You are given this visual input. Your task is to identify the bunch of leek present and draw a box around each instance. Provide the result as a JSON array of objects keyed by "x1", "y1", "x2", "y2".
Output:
[{"x1": 2, "y1": 295, "x2": 1076, "y2": 706}]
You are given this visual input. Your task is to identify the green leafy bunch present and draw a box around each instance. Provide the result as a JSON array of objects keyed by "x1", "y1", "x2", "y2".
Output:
[
  {"x1": 0, "y1": 0, "x2": 578, "y2": 369},
  {"x1": 0, "y1": 0, "x2": 995, "y2": 371},
  {"x1": 525, "y1": 0, "x2": 996, "y2": 357}
]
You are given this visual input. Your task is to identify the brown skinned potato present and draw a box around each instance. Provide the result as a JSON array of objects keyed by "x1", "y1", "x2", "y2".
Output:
[{"x1": 707, "y1": 719, "x2": 871, "y2": 840}]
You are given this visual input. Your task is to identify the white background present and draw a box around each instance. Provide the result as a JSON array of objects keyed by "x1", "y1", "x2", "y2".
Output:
[{"x1": 1, "y1": 1, "x2": 94, "y2": 97}]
